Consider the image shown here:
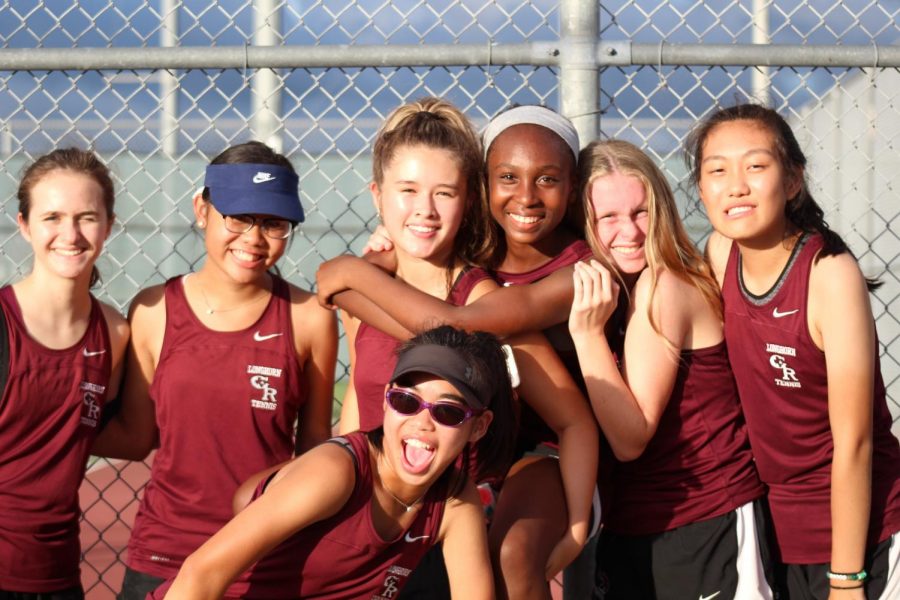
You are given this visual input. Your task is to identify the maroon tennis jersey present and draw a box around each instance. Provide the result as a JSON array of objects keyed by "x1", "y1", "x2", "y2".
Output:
[
  {"x1": 149, "y1": 432, "x2": 447, "y2": 600},
  {"x1": 606, "y1": 341, "x2": 764, "y2": 535},
  {"x1": 494, "y1": 239, "x2": 594, "y2": 449},
  {"x1": 0, "y1": 286, "x2": 111, "y2": 592},
  {"x1": 722, "y1": 234, "x2": 900, "y2": 563},
  {"x1": 126, "y1": 275, "x2": 304, "y2": 578},
  {"x1": 353, "y1": 267, "x2": 491, "y2": 432}
]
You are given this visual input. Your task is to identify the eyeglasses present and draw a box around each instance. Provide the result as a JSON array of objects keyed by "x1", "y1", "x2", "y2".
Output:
[
  {"x1": 385, "y1": 388, "x2": 482, "y2": 428},
  {"x1": 223, "y1": 214, "x2": 294, "y2": 240}
]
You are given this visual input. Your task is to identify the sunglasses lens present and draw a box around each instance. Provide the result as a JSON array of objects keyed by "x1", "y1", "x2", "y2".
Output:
[
  {"x1": 430, "y1": 403, "x2": 468, "y2": 427},
  {"x1": 387, "y1": 390, "x2": 422, "y2": 415}
]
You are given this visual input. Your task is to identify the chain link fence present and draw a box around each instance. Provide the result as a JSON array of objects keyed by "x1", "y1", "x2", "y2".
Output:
[{"x1": 0, "y1": 0, "x2": 898, "y2": 596}]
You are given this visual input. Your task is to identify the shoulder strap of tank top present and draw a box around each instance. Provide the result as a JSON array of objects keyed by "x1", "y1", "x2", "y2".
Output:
[{"x1": 325, "y1": 435, "x2": 359, "y2": 471}]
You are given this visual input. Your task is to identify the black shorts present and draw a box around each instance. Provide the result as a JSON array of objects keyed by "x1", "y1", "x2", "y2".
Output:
[
  {"x1": 116, "y1": 567, "x2": 165, "y2": 600},
  {"x1": 780, "y1": 531, "x2": 900, "y2": 600},
  {"x1": 595, "y1": 500, "x2": 777, "y2": 600},
  {"x1": 0, "y1": 587, "x2": 83, "y2": 600}
]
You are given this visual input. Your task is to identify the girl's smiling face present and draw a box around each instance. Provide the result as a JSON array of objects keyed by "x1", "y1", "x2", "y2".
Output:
[
  {"x1": 195, "y1": 199, "x2": 289, "y2": 285},
  {"x1": 697, "y1": 119, "x2": 801, "y2": 247},
  {"x1": 486, "y1": 124, "x2": 576, "y2": 254},
  {"x1": 372, "y1": 144, "x2": 467, "y2": 267},
  {"x1": 588, "y1": 172, "x2": 649, "y2": 276},
  {"x1": 18, "y1": 169, "x2": 112, "y2": 283}
]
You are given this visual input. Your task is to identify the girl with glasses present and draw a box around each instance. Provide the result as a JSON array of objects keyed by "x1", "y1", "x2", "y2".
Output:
[
  {"x1": 152, "y1": 325, "x2": 517, "y2": 599},
  {"x1": 95, "y1": 141, "x2": 338, "y2": 600},
  {"x1": 0, "y1": 149, "x2": 129, "y2": 600}
]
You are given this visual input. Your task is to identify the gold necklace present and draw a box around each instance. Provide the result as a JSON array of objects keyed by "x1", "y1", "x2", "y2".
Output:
[
  {"x1": 377, "y1": 456, "x2": 426, "y2": 513},
  {"x1": 193, "y1": 274, "x2": 270, "y2": 316},
  {"x1": 380, "y1": 482, "x2": 425, "y2": 513}
]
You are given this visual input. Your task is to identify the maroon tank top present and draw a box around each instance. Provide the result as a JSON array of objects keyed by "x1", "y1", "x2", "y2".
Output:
[
  {"x1": 353, "y1": 267, "x2": 491, "y2": 432},
  {"x1": 0, "y1": 286, "x2": 111, "y2": 592},
  {"x1": 722, "y1": 234, "x2": 900, "y2": 563},
  {"x1": 126, "y1": 275, "x2": 304, "y2": 578},
  {"x1": 150, "y1": 432, "x2": 447, "y2": 599},
  {"x1": 606, "y1": 341, "x2": 764, "y2": 535},
  {"x1": 494, "y1": 239, "x2": 594, "y2": 449}
]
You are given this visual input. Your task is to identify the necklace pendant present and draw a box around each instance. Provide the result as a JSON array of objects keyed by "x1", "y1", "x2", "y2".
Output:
[
  {"x1": 206, "y1": 308, "x2": 214, "y2": 315},
  {"x1": 406, "y1": 505, "x2": 415, "y2": 513}
]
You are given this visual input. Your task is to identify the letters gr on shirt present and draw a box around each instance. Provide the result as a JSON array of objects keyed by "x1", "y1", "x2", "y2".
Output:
[{"x1": 247, "y1": 364, "x2": 283, "y2": 411}]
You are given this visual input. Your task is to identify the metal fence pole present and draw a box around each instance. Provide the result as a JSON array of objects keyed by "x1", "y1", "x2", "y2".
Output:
[
  {"x1": 559, "y1": 0, "x2": 599, "y2": 147},
  {"x1": 252, "y1": 0, "x2": 282, "y2": 152},
  {"x1": 160, "y1": 0, "x2": 179, "y2": 158},
  {"x1": 752, "y1": 0, "x2": 771, "y2": 103}
]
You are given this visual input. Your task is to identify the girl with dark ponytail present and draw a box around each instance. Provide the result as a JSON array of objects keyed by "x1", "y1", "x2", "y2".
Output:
[{"x1": 688, "y1": 104, "x2": 900, "y2": 600}]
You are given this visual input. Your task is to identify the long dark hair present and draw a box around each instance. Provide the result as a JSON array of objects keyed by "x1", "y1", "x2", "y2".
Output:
[
  {"x1": 685, "y1": 103, "x2": 881, "y2": 291},
  {"x1": 18, "y1": 148, "x2": 115, "y2": 288},
  {"x1": 370, "y1": 325, "x2": 518, "y2": 498}
]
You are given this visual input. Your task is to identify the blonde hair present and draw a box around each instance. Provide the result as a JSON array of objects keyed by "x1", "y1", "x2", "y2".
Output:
[
  {"x1": 372, "y1": 97, "x2": 490, "y2": 268},
  {"x1": 578, "y1": 140, "x2": 722, "y2": 340}
]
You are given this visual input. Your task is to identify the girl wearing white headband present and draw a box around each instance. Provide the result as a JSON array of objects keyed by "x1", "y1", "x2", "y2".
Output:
[
  {"x1": 318, "y1": 105, "x2": 603, "y2": 599},
  {"x1": 97, "y1": 141, "x2": 337, "y2": 599}
]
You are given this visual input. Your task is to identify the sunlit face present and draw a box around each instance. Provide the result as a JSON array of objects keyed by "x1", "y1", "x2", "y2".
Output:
[
  {"x1": 589, "y1": 172, "x2": 649, "y2": 276},
  {"x1": 486, "y1": 124, "x2": 576, "y2": 254},
  {"x1": 195, "y1": 198, "x2": 289, "y2": 285},
  {"x1": 381, "y1": 374, "x2": 491, "y2": 488},
  {"x1": 18, "y1": 169, "x2": 112, "y2": 283},
  {"x1": 372, "y1": 145, "x2": 467, "y2": 267},
  {"x1": 697, "y1": 120, "x2": 800, "y2": 247}
]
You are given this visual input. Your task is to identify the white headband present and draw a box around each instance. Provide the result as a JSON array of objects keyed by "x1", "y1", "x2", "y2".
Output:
[{"x1": 482, "y1": 106, "x2": 580, "y2": 160}]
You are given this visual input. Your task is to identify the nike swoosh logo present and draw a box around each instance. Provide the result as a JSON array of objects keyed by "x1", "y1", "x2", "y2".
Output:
[
  {"x1": 252, "y1": 172, "x2": 275, "y2": 184},
  {"x1": 772, "y1": 308, "x2": 799, "y2": 318},
  {"x1": 404, "y1": 533, "x2": 430, "y2": 543},
  {"x1": 699, "y1": 592, "x2": 721, "y2": 600},
  {"x1": 253, "y1": 331, "x2": 283, "y2": 342},
  {"x1": 83, "y1": 348, "x2": 107, "y2": 357}
]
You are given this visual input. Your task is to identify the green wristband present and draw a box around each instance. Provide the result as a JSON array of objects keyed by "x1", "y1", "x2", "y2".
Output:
[{"x1": 826, "y1": 569, "x2": 868, "y2": 581}]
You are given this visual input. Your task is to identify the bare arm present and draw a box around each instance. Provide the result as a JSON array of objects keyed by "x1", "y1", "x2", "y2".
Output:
[
  {"x1": 337, "y1": 311, "x2": 361, "y2": 435},
  {"x1": 99, "y1": 301, "x2": 130, "y2": 406},
  {"x1": 810, "y1": 254, "x2": 874, "y2": 597},
  {"x1": 164, "y1": 443, "x2": 356, "y2": 599},
  {"x1": 569, "y1": 262, "x2": 692, "y2": 462},
  {"x1": 331, "y1": 290, "x2": 413, "y2": 340},
  {"x1": 509, "y1": 330, "x2": 599, "y2": 578},
  {"x1": 91, "y1": 286, "x2": 163, "y2": 460},
  {"x1": 291, "y1": 287, "x2": 339, "y2": 453},
  {"x1": 440, "y1": 481, "x2": 495, "y2": 600},
  {"x1": 318, "y1": 255, "x2": 577, "y2": 337},
  {"x1": 703, "y1": 231, "x2": 731, "y2": 289}
]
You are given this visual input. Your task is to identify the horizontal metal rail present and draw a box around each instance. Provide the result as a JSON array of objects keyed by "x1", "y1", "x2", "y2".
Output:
[{"x1": 0, "y1": 42, "x2": 898, "y2": 70}]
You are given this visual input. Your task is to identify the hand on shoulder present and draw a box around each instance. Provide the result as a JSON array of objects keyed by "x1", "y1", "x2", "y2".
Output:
[{"x1": 289, "y1": 282, "x2": 338, "y2": 357}]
